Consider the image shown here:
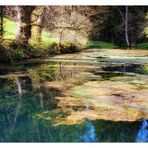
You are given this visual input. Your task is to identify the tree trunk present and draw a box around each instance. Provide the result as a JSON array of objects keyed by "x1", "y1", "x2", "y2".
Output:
[
  {"x1": 16, "y1": 6, "x2": 35, "y2": 45},
  {"x1": 32, "y1": 7, "x2": 44, "y2": 42},
  {"x1": 125, "y1": 6, "x2": 130, "y2": 48},
  {"x1": 0, "y1": 6, "x2": 4, "y2": 38},
  {"x1": 35, "y1": 16, "x2": 42, "y2": 42}
]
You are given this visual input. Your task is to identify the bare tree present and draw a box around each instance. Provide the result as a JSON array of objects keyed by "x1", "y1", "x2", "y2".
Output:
[
  {"x1": 42, "y1": 6, "x2": 93, "y2": 46},
  {"x1": 30, "y1": 6, "x2": 109, "y2": 47},
  {"x1": 115, "y1": 6, "x2": 130, "y2": 48},
  {"x1": 125, "y1": 6, "x2": 129, "y2": 48}
]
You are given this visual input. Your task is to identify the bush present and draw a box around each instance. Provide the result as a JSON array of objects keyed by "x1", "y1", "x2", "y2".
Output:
[
  {"x1": 62, "y1": 43, "x2": 79, "y2": 54},
  {"x1": 48, "y1": 42, "x2": 81, "y2": 54},
  {"x1": 12, "y1": 49, "x2": 23, "y2": 61}
]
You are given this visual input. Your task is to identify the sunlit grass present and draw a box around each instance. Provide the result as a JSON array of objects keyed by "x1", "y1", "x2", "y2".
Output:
[
  {"x1": 4, "y1": 18, "x2": 18, "y2": 39},
  {"x1": 3, "y1": 17, "x2": 148, "y2": 51},
  {"x1": 3, "y1": 18, "x2": 58, "y2": 50},
  {"x1": 87, "y1": 40, "x2": 118, "y2": 49},
  {"x1": 135, "y1": 42, "x2": 148, "y2": 50}
]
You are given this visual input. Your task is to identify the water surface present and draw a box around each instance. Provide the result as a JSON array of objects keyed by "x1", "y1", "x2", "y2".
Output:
[{"x1": 0, "y1": 49, "x2": 148, "y2": 142}]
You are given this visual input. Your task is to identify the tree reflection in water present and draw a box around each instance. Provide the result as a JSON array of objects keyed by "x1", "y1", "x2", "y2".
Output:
[
  {"x1": 81, "y1": 106, "x2": 96, "y2": 142},
  {"x1": 136, "y1": 120, "x2": 148, "y2": 142},
  {"x1": 82, "y1": 120, "x2": 96, "y2": 142},
  {"x1": 0, "y1": 62, "x2": 148, "y2": 142}
]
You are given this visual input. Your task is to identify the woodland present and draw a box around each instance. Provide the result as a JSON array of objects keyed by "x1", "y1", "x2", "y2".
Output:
[
  {"x1": 0, "y1": 6, "x2": 148, "y2": 142},
  {"x1": 0, "y1": 6, "x2": 148, "y2": 62}
]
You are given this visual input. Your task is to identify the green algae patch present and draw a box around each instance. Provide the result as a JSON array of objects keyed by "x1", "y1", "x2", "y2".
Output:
[
  {"x1": 46, "y1": 48, "x2": 148, "y2": 64},
  {"x1": 67, "y1": 80, "x2": 148, "y2": 122},
  {"x1": 143, "y1": 64, "x2": 148, "y2": 74}
]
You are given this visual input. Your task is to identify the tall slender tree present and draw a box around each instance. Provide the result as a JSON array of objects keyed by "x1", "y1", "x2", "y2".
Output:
[
  {"x1": 116, "y1": 6, "x2": 130, "y2": 48},
  {"x1": 125, "y1": 6, "x2": 130, "y2": 48}
]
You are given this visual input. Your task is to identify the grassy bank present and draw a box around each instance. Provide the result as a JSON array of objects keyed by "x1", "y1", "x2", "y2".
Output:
[
  {"x1": 87, "y1": 40, "x2": 118, "y2": 49},
  {"x1": 135, "y1": 42, "x2": 148, "y2": 50},
  {"x1": 3, "y1": 18, "x2": 58, "y2": 47},
  {"x1": 1, "y1": 18, "x2": 148, "y2": 63}
]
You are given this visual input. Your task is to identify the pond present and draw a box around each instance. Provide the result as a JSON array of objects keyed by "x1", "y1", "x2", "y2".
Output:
[{"x1": 0, "y1": 49, "x2": 148, "y2": 142}]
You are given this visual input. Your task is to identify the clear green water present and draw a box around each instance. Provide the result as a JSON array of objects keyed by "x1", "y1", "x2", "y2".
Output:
[{"x1": 0, "y1": 60, "x2": 148, "y2": 142}]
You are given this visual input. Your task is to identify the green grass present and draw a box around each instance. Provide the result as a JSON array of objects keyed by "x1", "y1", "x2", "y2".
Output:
[
  {"x1": 3, "y1": 18, "x2": 58, "y2": 49},
  {"x1": 4, "y1": 18, "x2": 120, "y2": 50},
  {"x1": 87, "y1": 40, "x2": 118, "y2": 49},
  {"x1": 4, "y1": 18, "x2": 18, "y2": 39},
  {"x1": 3, "y1": 18, "x2": 148, "y2": 51},
  {"x1": 143, "y1": 64, "x2": 148, "y2": 74},
  {"x1": 135, "y1": 42, "x2": 148, "y2": 50}
]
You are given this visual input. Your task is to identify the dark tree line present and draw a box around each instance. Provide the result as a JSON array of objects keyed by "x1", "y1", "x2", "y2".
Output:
[{"x1": 99, "y1": 6, "x2": 148, "y2": 47}]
